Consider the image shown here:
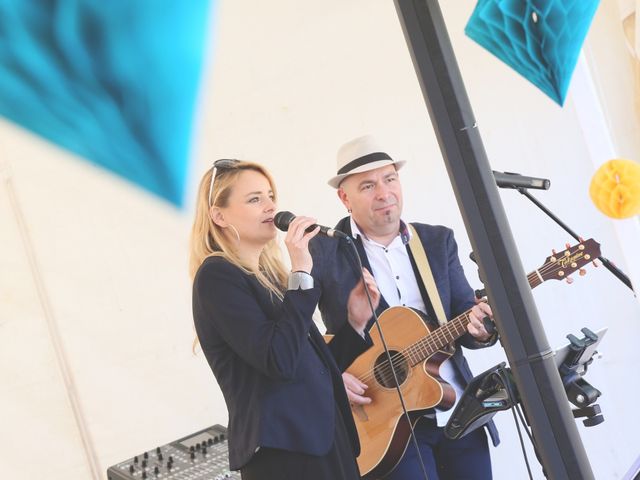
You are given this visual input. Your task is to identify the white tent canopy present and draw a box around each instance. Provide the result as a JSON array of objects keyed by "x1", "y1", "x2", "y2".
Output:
[{"x1": 1, "y1": 1, "x2": 639, "y2": 479}]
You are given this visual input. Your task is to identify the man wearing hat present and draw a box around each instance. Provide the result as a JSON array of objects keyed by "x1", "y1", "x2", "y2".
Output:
[{"x1": 310, "y1": 135, "x2": 499, "y2": 479}]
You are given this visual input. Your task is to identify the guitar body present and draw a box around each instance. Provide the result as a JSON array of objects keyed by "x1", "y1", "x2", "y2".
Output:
[
  {"x1": 336, "y1": 239, "x2": 601, "y2": 479},
  {"x1": 349, "y1": 306, "x2": 455, "y2": 478}
]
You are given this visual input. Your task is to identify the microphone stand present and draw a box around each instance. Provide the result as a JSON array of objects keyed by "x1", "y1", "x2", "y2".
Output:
[{"x1": 516, "y1": 187, "x2": 635, "y2": 294}]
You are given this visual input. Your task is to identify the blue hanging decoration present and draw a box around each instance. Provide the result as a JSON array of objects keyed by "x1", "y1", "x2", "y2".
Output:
[
  {"x1": 465, "y1": 0, "x2": 601, "y2": 106},
  {"x1": 0, "y1": 0, "x2": 214, "y2": 206}
]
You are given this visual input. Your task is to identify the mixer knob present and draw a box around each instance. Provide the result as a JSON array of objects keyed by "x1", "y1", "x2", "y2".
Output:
[
  {"x1": 129, "y1": 465, "x2": 135, "y2": 473},
  {"x1": 143, "y1": 452, "x2": 149, "y2": 460},
  {"x1": 154, "y1": 466, "x2": 159, "y2": 476}
]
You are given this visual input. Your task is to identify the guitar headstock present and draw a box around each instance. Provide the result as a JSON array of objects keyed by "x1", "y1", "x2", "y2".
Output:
[{"x1": 538, "y1": 239, "x2": 601, "y2": 282}]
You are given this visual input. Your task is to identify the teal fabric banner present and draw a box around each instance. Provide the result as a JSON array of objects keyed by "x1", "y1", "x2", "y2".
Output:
[
  {"x1": 466, "y1": 0, "x2": 600, "y2": 106},
  {"x1": 0, "y1": 0, "x2": 214, "y2": 206}
]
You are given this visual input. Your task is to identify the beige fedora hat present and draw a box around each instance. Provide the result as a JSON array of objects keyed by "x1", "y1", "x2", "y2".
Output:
[{"x1": 328, "y1": 135, "x2": 406, "y2": 188}]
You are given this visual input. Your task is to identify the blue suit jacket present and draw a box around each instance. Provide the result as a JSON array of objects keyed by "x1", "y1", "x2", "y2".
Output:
[
  {"x1": 310, "y1": 218, "x2": 500, "y2": 446},
  {"x1": 193, "y1": 256, "x2": 372, "y2": 469}
]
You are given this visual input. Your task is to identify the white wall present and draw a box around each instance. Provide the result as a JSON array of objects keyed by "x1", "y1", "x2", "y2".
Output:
[{"x1": 1, "y1": 1, "x2": 639, "y2": 479}]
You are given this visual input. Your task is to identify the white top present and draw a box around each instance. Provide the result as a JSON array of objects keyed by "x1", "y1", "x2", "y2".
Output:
[{"x1": 350, "y1": 218, "x2": 465, "y2": 426}]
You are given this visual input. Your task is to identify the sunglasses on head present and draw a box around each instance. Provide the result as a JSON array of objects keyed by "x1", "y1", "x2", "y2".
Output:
[{"x1": 208, "y1": 159, "x2": 240, "y2": 207}]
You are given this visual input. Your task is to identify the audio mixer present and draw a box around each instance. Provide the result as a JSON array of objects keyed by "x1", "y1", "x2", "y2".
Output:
[{"x1": 107, "y1": 424, "x2": 240, "y2": 480}]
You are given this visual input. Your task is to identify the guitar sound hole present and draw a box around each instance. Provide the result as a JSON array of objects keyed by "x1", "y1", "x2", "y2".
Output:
[{"x1": 373, "y1": 350, "x2": 409, "y2": 388}]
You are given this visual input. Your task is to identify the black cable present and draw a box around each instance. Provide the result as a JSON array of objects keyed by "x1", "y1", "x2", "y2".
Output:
[
  {"x1": 510, "y1": 403, "x2": 534, "y2": 480},
  {"x1": 345, "y1": 237, "x2": 430, "y2": 480},
  {"x1": 516, "y1": 187, "x2": 634, "y2": 293},
  {"x1": 514, "y1": 403, "x2": 534, "y2": 444},
  {"x1": 501, "y1": 367, "x2": 534, "y2": 480}
]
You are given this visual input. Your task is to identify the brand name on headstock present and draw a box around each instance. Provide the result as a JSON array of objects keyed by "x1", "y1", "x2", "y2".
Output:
[{"x1": 558, "y1": 252, "x2": 584, "y2": 268}]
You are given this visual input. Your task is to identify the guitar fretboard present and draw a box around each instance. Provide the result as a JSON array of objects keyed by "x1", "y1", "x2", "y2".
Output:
[
  {"x1": 399, "y1": 240, "x2": 598, "y2": 367},
  {"x1": 405, "y1": 312, "x2": 471, "y2": 366},
  {"x1": 405, "y1": 272, "x2": 539, "y2": 366}
]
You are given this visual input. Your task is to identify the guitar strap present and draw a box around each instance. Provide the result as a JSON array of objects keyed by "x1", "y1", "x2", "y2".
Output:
[{"x1": 407, "y1": 224, "x2": 447, "y2": 328}]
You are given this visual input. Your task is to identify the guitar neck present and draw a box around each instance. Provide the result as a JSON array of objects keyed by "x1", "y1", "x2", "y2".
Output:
[{"x1": 407, "y1": 270, "x2": 540, "y2": 366}]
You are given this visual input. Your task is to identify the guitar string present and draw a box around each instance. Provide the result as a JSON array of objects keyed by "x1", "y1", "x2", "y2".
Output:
[
  {"x1": 356, "y1": 312, "x2": 470, "y2": 388},
  {"x1": 358, "y1": 274, "x2": 523, "y2": 386},
  {"x1": 356, "y1": 253, "x2": 591, "y2": 387},
  {"x1": 356, "y1": 258, "x2": 571, "y2": 386},
  {"x1": 354, "y1": 254, "x2": 589, "y2": 387}
]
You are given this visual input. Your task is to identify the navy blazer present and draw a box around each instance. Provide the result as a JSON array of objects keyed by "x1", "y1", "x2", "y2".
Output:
[
  {"x1": 310, "y1": 217, "x2": 500, "y2": 447},
  {"x1": 192, "y1": 256, "x2": 372, "y2": 470}
]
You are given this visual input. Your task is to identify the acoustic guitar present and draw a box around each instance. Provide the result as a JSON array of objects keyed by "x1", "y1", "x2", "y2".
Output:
[{"x1": 346, "y1": 239, "x2": 601, "y2": 479}]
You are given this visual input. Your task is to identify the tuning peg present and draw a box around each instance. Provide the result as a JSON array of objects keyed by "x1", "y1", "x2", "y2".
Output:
[
  {"x1": 565, "y1": 276, "x2": 574, "y2": 284},
  {"x1": 578, "y1": 236, "x2": 584, "y2": 242},
  {"x1": 592, "y1": 259, "x2": 600, "y2": 268},
  {"x1": 565, "y1": 243, "x2": 571, "y2": 249},
  {"x1": 552, "y1": 249, "x2": 557, "y2": 255},
  {"x1": 579, "y1": 268, "x2": 587, "y2": 276}
]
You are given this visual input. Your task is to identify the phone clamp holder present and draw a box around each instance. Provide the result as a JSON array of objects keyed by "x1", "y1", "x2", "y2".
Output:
[{"x1": 557, "y1": 327, "x2": 605, "y2": 427}]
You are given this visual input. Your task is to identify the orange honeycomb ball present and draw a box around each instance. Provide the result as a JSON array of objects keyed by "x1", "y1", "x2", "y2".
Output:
[{"x1": 589, "y1": 159, "x2": 640, "y2": 219}]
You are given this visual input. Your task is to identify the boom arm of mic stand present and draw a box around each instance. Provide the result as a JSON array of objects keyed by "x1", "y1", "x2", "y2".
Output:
[{"x1": 516, "y1": 188, "x2": 635, "y2": 293}]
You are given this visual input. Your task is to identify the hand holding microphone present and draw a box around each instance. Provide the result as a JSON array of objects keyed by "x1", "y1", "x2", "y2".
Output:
[
  {"x1": 274, "y1": 211, "x2": 349, "y2": 239},
  {"x1": 282, "y1": 215, "x2": 320, "y2": 274}
]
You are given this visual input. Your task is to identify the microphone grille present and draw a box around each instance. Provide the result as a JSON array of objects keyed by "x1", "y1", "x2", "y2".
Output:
[{"x1": 274, "y1": 211, "x2": 295, "y2": 232}]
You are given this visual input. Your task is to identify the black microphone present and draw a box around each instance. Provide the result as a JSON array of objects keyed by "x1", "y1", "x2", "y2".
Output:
[
  {"x1": 274, "y1": 211, "x2": 349, "y2": 239},
  {"x1": 493, "y1": 171, "x2": 551, "y2": 190}
]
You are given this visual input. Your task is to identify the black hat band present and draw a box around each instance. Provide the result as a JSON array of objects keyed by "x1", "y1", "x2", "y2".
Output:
[{"x1": 337, "y1": 152, "x2": 392, "y2": 175}]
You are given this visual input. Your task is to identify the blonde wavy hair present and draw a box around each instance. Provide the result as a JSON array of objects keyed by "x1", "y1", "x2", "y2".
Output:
[{"x1": 189, "y1": 160, "x2": 288, "y2": 298}]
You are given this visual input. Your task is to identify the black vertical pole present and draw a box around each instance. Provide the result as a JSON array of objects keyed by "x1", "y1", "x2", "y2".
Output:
[{"x1": 393, "y1": 1, "x2": 594, "y2": 478}]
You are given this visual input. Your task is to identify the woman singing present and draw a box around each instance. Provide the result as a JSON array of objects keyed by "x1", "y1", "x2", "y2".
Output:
[{"x1": 190, "y1": 159, "x2": 378, "y2": 479}]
